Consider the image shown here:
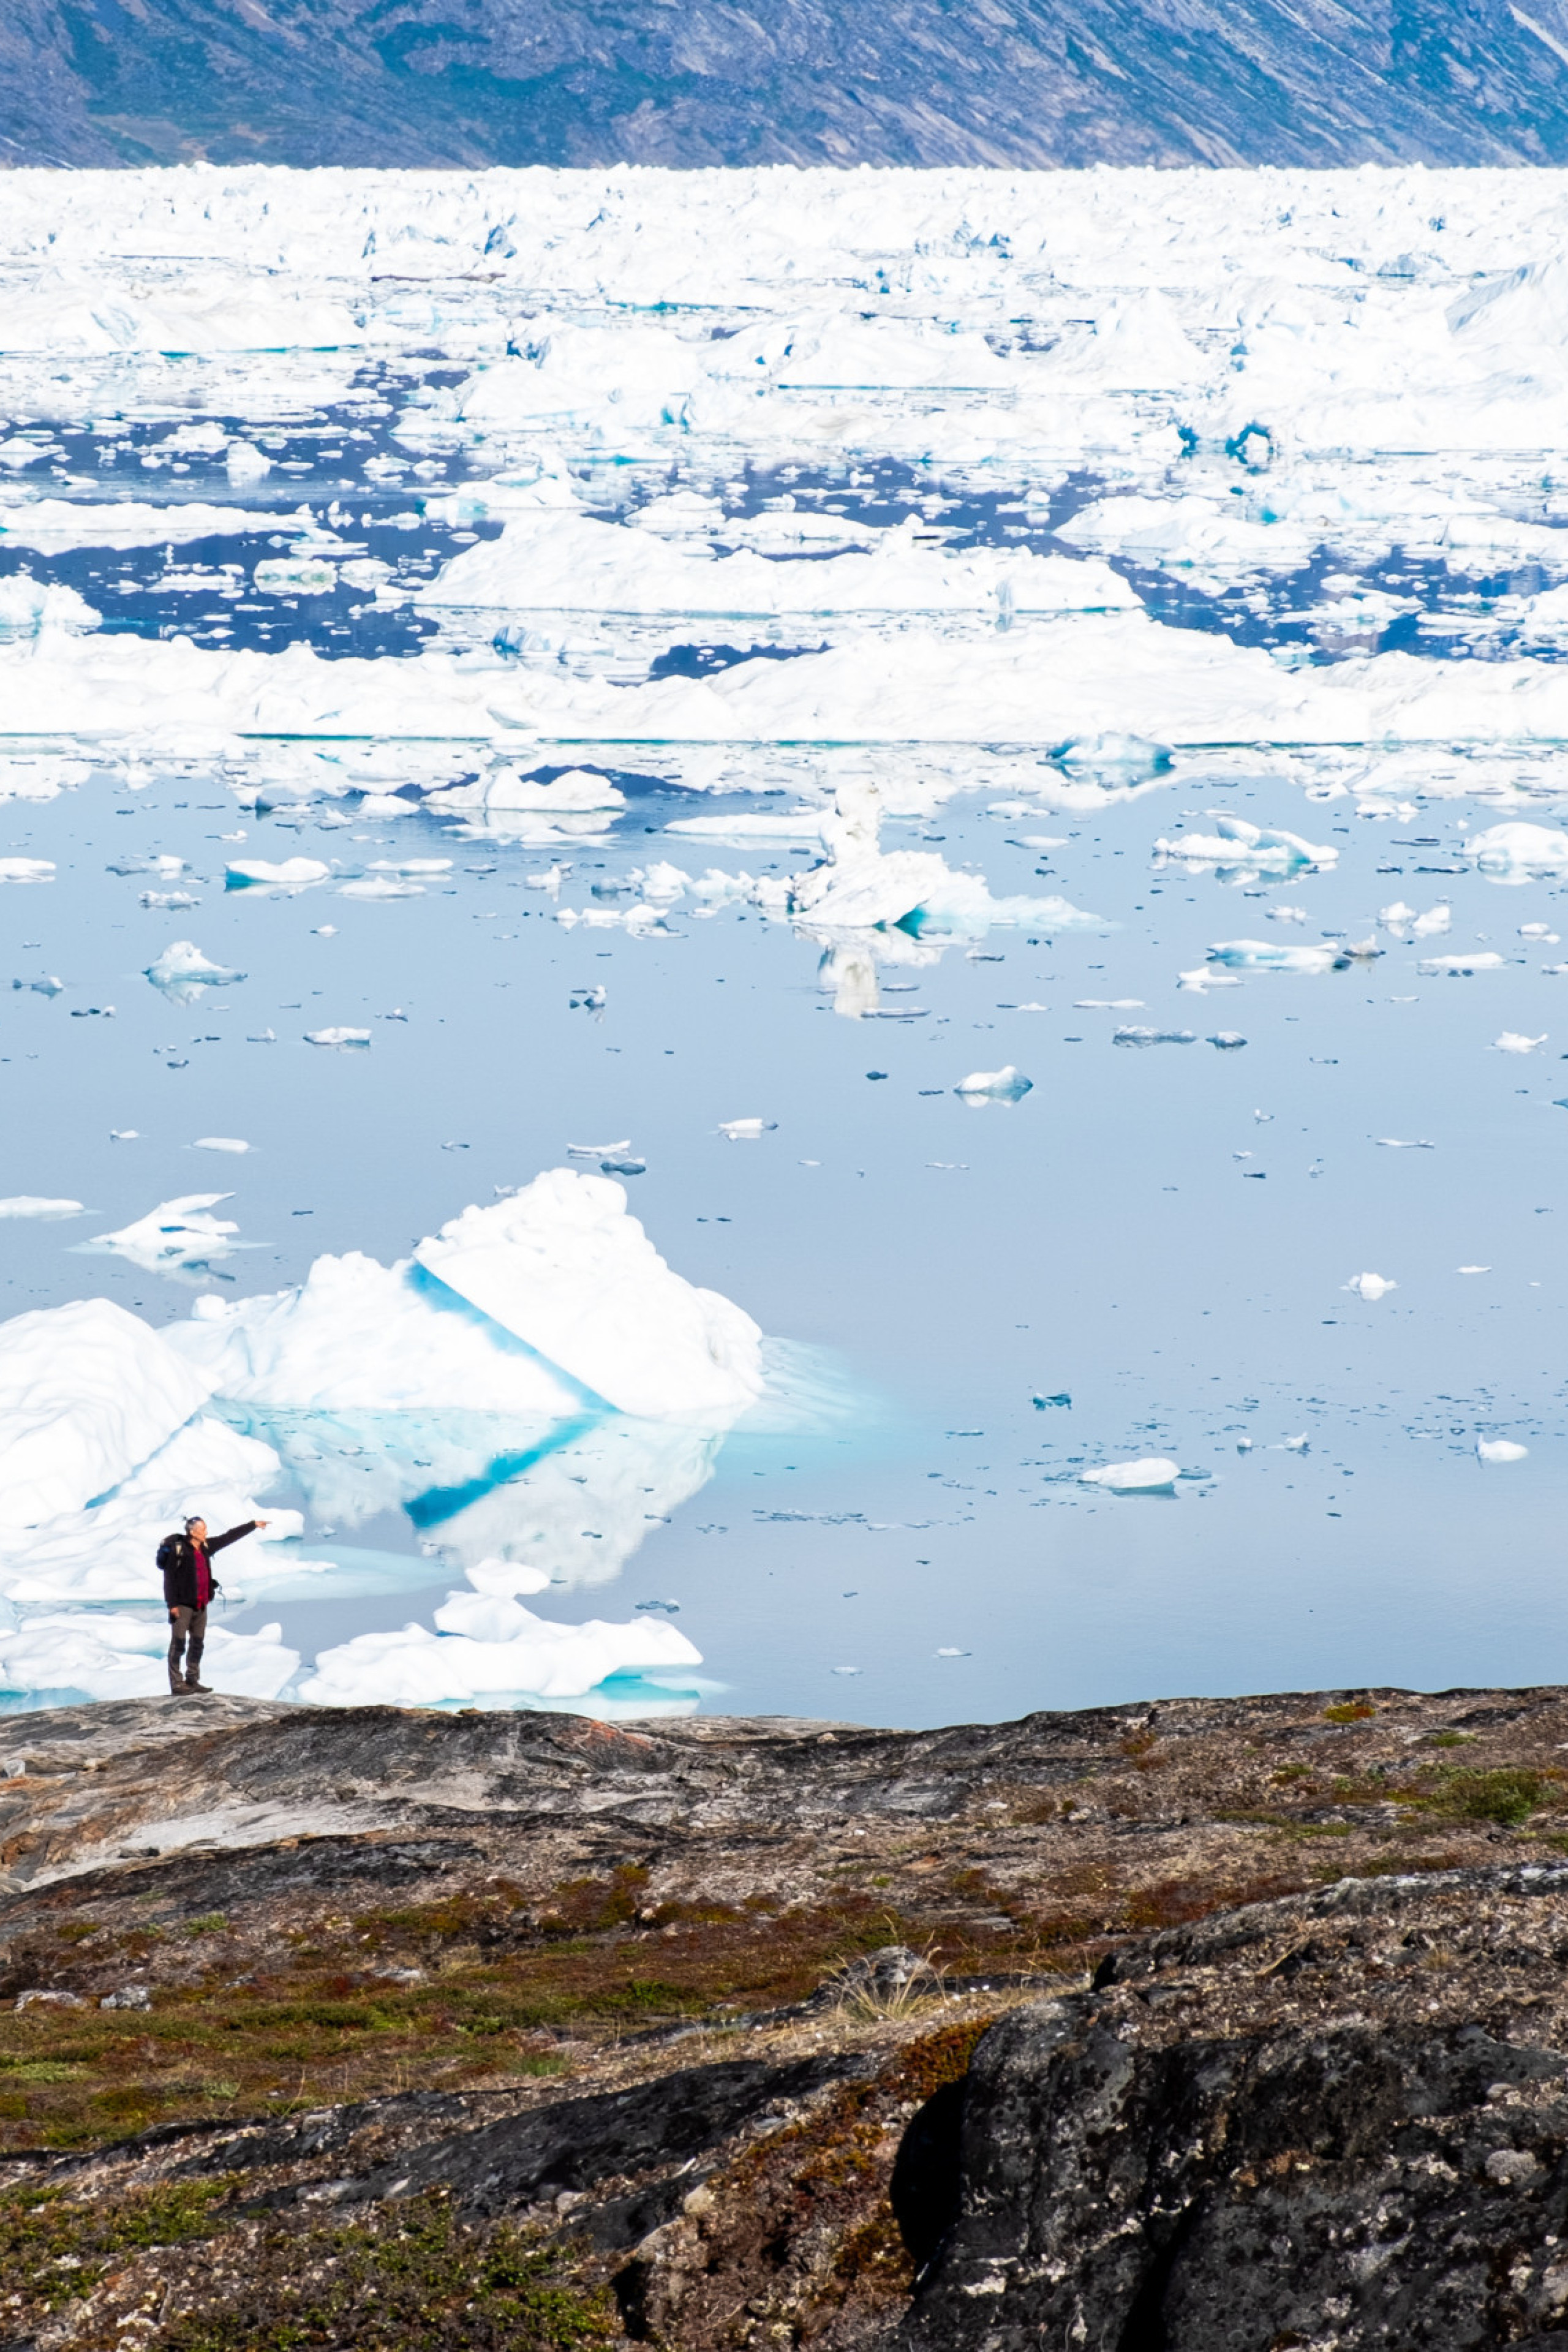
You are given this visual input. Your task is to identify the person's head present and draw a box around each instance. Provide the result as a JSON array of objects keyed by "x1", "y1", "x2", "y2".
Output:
[{"x1": 185, "y1": 1516, "x2": 208, "y2": 1544}]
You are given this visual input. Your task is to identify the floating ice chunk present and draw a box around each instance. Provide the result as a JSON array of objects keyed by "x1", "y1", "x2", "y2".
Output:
[
  {"x1": 1494, "y1": 1032, "x2": 1547, "y2": 1054},
  {"x1": 955, "y1": 1066, "x2": 1033, "y2": 1101},
  {"x1": 1458, "y1": 1265, "x2": 1491, "y2": 1275},
  {"x1": 1080, "y1": 1458, "x2": 1180, "y2": 1493},
  {"x1": 1177, "y1": 965, "x2": 1242, "y2": 992},
  {"x1": 0, "y1": 858, "x2": 55, "y2": 884},
  {"x1": 140, "y1": 889, "x2": 199, "y2": 910},
  {"x1": 144, "y1": 941, "x2": 244, "y2": 1001},
  {"x1": 463, "y1": 1557, "x2": 553, "y2": 1599},
  {"x1": 225, "y1": 442, "x2": 272, "y2": 486},
  {"x1": 1282, "y1": 1434, "x2": 1310, "y2": 1453},
  {"x1": 0, "y1": 575, "x2": 99, "y2": 639},
  {"x1": 1376, "y1": 1137, "x2": 1434, "y2": 1149},
  {"x1": 1520, "y1": 924, "x2": 1559, "y2": 941},
  {"x1": 0, "y1": 1610, "x2": 298, "y2": 1703},
  {"x1": 254, "y1": 556, "x2": 336, "y2": 595},
  {"x1": 1410, "y1": 907, "x2": 1452, "y2": 939},
  {"x1": 1345, "y1": 1271, "x2": 1397, "y2": 1301},
  {"x1": 85, "y1": 1194, "x2": 242, "y2": 1274},
  {"x1": 1207, "y1": 940, "x2": 1341, "y2": 974},
  {"x1": 339, "y1": 876, "x2": 424, "y2": 900},
  {"x1": 166, "y1": 1252, "x2": 580, "y2": 1415},
  {"x1": 568, "y1": 1138, "x2": 630, "y2": 1159},
  {"x1": 225, "y1": 859, "x2": 330, "y2": 891},
  {"x1": 298, "y1": 1602, "x2": 701, "y2": 1706},
  {"x1": 0, "y1": 1197, "x2": 85, "y2": 1219},
  {"x1": 1468, "y1": 823, "x2": 1568, "y2": 878},
  {"x1": 1477, "y1": 1438, "x2": 1529, "y2": 1464},
  {"x1": 718, "y1": 1118, "x2": 777, "y2": 1140},
  {"x1": 1417, "y1": 951, "x2": 1504, "y2": 974},
  {"x1": 305, "y1": 1027, "x2": 370, "y2": 1047},
  {"x1": 1113, "y1": 1027, "x2": 1196, "y2": 1047},
  {"x1": 1153, "y1": 816, "x2": 1336, "y2": 873},
  {"x1": 1267, "y1": 905, "x2": 1308, "y2": 924},
  {"x1": 0, "y1": 1298, "x2": 214, "y2": 1533},
  {"x1": 193, "y1": 1137, "x2": 252, "y2": 1154},
  {"x1": 1378, "y1": 900, "x2": 1419, "y2": 931},
  {"x1": 1208, "y1": 1032, "x2": 1248, "y2": 1049},
  {"x1": 443, "y1": 768, "x2": 625, "y2": 815},
  {"x1": 413, "y1": 1169, "x2": 764, "y2": 1421},
  {"x1": 787, "y1": 777, "x2": 1102, "y2": 938}
]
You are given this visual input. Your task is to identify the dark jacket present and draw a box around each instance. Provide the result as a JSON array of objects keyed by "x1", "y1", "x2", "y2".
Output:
[{"x1": 161, "y1": 1521, "x2": 256, "y2": 1610}]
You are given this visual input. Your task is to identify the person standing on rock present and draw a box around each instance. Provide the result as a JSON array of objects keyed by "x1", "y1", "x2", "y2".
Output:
[{"x1": 160, "y1": 1513, "x2": 267, "y2": 1696}]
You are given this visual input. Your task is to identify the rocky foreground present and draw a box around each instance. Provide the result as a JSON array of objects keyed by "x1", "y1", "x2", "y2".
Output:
[{"x1": 4, "y1": 1684, "x2": 1568, "y2": 2348}]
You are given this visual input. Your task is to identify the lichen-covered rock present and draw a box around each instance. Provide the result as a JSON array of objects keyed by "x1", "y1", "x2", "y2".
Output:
[{"x1": 897, "y1": 1863, "x2": 1568, "y2": 2352}]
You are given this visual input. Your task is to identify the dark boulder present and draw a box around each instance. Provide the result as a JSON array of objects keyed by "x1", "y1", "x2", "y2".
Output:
[{"x1": 895, "y1": 1864, "x2": 1568, "y2": 2351}]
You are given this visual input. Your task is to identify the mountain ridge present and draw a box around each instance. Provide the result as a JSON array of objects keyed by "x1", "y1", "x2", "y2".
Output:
[{"x1": 7, "y1": 0, "x2": 1568, "y2": 170}]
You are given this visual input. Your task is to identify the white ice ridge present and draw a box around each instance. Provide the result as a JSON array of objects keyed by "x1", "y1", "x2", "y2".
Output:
[
  {"x1": 22, "y1": 602, "x2": 1568, "y2": 757},
  {"x1": 0, "y1": 1608, "x2": 299, "y2": 1703}
]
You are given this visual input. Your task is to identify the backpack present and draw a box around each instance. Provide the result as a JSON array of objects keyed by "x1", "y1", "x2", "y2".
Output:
[{"x1": 156, "y1": 1533, "x2": 185, "y2": 1576}]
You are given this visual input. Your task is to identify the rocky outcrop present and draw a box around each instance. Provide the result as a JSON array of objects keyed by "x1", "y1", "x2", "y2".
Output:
[
  {"x1": 899, "y1": 1863, "x2": 1568, "y2": 2352},
  {"x1": 8, "y1": 1691, "x2": 1568, "y2": 2348}
]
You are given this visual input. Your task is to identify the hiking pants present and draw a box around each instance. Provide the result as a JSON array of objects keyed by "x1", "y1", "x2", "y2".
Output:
[{"x1": 168, "y1": 1605, "x2": 207, "y2": 1691}]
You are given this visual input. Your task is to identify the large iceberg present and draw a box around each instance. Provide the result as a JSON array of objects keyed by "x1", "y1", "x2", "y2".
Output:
[{"x1": 413, "y1": 1170, "x2": 764, "y2": 1421}]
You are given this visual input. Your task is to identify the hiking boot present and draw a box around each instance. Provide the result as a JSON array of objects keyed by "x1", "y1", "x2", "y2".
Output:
[
  {"x1": 168, "y1": 1684, "x2": 194, "y2": 1697},
  {"x1": 184, "y1": 1679, "x2": 212, "y2": 1695}
]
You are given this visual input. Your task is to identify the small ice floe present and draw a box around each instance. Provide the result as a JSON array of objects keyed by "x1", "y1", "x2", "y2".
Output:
[
  {"x1": 1079, "y1": 1458, "x2": 1180, "y2": 1494},
  {"x1": 1419, "y1": 950, "x2": 1504, "y2": 975},
  {"x1": 955, "y1": 1066, "x2": 1033, "y2": 1101},
  {"x1": 339, "y1": 876, "x2": 424, "y2": 900},
  {"x1": 1113, "y1": 1026, "x2": 1195, "y2": 1047},
  {"x1": 601, "y1": 1155, "x2": 646, "y2": 1177},
  {"x1": 1206, "y1": 940, "x2": 1342, "y2": 974},
  {"x1": 0, "y1": 858, "x2": 55, "y2": 884},
  {"x1": 1345, "y1": 1272, "x2": 1397, "y2": 1301},
  {"x1": 1467, "y1": 823, "x2": 1568, "y2": 879},
  {"x1": 1177, "y1": 965, "x2": 1242, "y2": 992},
  {"x1": 298, "y1": 1592, "x2": 699, "y2": 1706},
  {"x1": 570, "y1": 984, "x2": 607, "y2": 1011},
  {"x1": 109, "y1": 1130, "x2": 138, "y2": 1142},
  {"x1": 1032, "y1": 1391, "x2": 1071, "y2": 1409},
  {"x1": 1208, "y1": 1031, "x2": 1247, "y2": 1050},
  {"x1": 1076, "y1": 998, "x2": 1144, "y2": 1010},
  {"x1": 568, "y1": 1137, "x2": 630, "y2": 1158},
  {"x1": 935, "y1": 1647, "x2": 972, "y2": 1657},
  {"x1": 225, "y1": 858, "x2": 330, "y2": 892},
  {"x1": 144, "y1": 941, "x2": 244, "y2": 1004},
  {"x1": 0, "y1": 1197, "x2": 85, "y2": 1219},
  {"x1": 140, "y1": 889, "x2": 200, "y2": 910},
  {"x1": 1376, "y1": 1137, "x2": 1434, "y2": 1149},
  {"x1": 1381, "y1": 901, "x2": 1452, "y2": 939},
  {"x1": 193, "y1": 1137, "x2": 252, "y2": 1155},
  {"x1": 1458, "y1": 1264, "x2": 1490, "y2": 1275},
  {"x1": 1493, "y1": 1032, "x2": 1547, "y2": 1054},
  {"x1": 305, "y1": 1026, "x2": 370, "y2": 1048},
  {"x1": 1477, "y1": 1437, "x2": 1529, "y2": 1464},
  {"x1": 14, "y1": 975, "x2": 64, "y2": 998},
  {"x1": 1267, "y1": 906, "x2": 1308, "y2": 925},
  {"x1": 1520, "y1": 923, "x2": 1560, "y2": 942},
  {"x1": 1153, "y1": 816, "x2": 1337, "y2": 875},
  {"x1": 719, "y1": 1118, "x2": 777, "y2": 1140},
  {"x1": 83, "y1": 1193, "x2": 242, "y2": 1273},
  {"x1": 312, "y1": 925, "x2": 337, "y2": 938}
]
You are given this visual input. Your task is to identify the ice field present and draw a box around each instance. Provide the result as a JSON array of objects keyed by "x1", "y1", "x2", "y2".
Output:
[{"x1": 3, "y1": 163, "x2": 1568, "y2": 1721}]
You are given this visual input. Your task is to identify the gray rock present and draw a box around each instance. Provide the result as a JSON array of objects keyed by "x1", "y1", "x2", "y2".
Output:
[{"x1": 895, "y1": 1863, "x2": 1568, "y2": 2352}]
